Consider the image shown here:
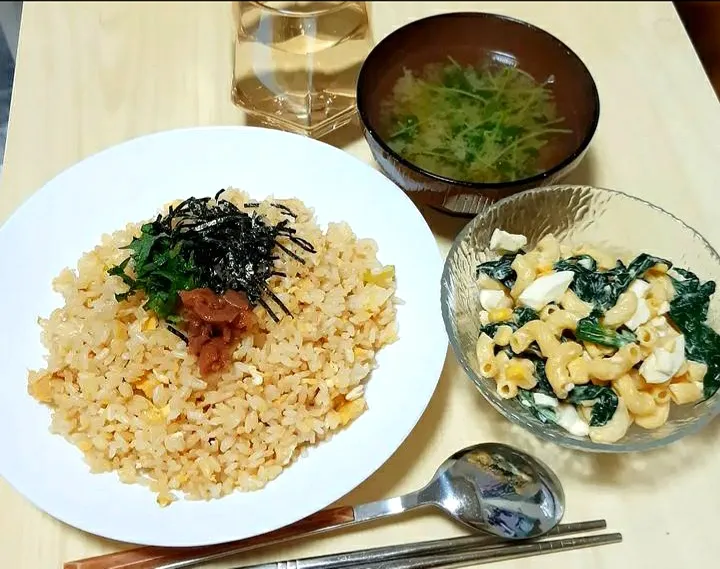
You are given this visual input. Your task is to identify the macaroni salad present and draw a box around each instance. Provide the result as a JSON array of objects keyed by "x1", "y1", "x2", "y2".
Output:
[{"x1": 475, "y1": 229, "x2": 720, "y2": 443}]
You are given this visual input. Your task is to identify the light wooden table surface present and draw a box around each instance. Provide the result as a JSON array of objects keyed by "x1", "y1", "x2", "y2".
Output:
[{"x1": 2, "y1": 2, "x2": 720, "y2": 568}]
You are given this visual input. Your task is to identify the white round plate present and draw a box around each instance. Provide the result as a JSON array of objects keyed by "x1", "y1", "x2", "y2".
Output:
[{"x1": 0, "y1": 126, "x2": 447, "y2": 547}]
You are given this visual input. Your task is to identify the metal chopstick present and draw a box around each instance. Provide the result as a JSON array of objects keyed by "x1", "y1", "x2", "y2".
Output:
[
  {"x1": 232, "y1": 519, "x2": 608, "y2": 569},
  {"x1": 355, "y1": 532, "x2": 623, "y2": 569}
]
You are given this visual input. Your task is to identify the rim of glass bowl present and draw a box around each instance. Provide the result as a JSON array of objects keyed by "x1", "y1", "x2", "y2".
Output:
[{"x1": 440, "y1": 184, "x2": 720, "y2": 453}]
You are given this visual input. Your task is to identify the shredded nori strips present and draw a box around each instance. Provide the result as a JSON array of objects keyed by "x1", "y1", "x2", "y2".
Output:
[
  {"x1": 108, "y1": 189, "x2": 316, "y2": 323},
  {"x1": 166, "y1": 324, "x2": 189, "y2": 343}
]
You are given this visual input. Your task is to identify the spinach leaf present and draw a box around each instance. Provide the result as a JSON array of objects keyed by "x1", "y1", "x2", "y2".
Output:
[
  {"x1": 516, "y1": 352, "x2": 558, "y2": 424},
  {"x1": 517, "y1": 389, "x2": 558, "y2": 424},
  {"x1": 553, "y1": 256, "x2": 621, "y2": 310},
  {"x1": 670, "y1": 267, "x2": 700, "y2": 295},
  {"x1": 476, "y1": 252, "x2": 521, "y2": 289},
  {"x1": 554, "y1": 253, "x2": 671, "y2": 311},
  {"x1": 480, "y1": 306, "x2": 539, "y2": 337},
  {"x1": 516, "y1": 353, "x2": 553, "y2": 396},
  {"x1": 626, "y1": 254, "x2": 672, "y2": 283},
  {"x1": 567, "y1": 385, "x2": 618, "y2": 427},
  {"x1": 668, "y1": 267, "x2": 715, "y2": 325},
  {"x1": 562, "y1": 254, "x2": 596, "y2": 271},
  {"x1": 479, "y1": 322, "x2": 505, "y2": 339},
  {"x1": 668, "y1": 268, "x2": 720, "y2": 398},
  {"x1": 515, "y1": 306, "x2": 538, "y2": 328},
  {"x1": 575, "y1": 310, "x2": 636, "y2": 348}
]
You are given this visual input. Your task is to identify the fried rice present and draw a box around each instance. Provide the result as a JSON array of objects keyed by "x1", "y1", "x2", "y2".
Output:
[{"x1": 27, "y1": 189, "x2": 398, "y2": 506}]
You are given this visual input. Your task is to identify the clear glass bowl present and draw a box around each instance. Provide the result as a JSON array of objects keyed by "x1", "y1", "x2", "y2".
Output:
[{"x1": 441, "y1": 185, "x2": 720, "y2": 452}]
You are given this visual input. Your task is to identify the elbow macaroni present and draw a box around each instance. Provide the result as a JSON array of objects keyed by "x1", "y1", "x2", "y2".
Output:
[
  {"x1": 545, "y1": 309, "x2": 580, "y2": 336},
  {"x1": 493, "y1": 351, "x2": 518, "y2": 399},
  {"x1": 687, "y1": 360, "x2": 708, "y2": 384},
  {"x1": 588, "y1": 400, "x2": 633, "y2": 444},
  {"x1": 509, "y1": 254, "x2": 536, "y2": 299},
  {"x1": 669, "y1": 381, "x2": 703, "y2": 405},
  {"x1": 532, "y1": 234, "x2": 561, "y2": 265},
  {"x1": 602, "y1": 291, "x2": 638, "y2": 329},
  {"x1": 539, "y1": 304, "x2": 560, "y2": 320},
  {"x1": 567, "y1": 355, "x2": 590, "y2": 385},
  {"x1": 546, "y1": 342, "x2": 583, "y2": 398},
  {"x1": 474, "y1": 231, "x2": 715, "y2": 443},
  {"x1": 612, "y1": 373, "x2": 655, "y2": 416},
  {"x1": 634, "y1": 402, "x2": 670, "y2": 430},
  {"x1": 674, "y1": 360, "x2": 689, "y2": 379},
  {"x1": 493, "y1": 325, "x2": 514, "y2": 347},
  {"x1": 510, "y1": 320, "x2": 561, "y2": 357},
  {"x1": 476, "y1": 273, "x2": 506, "y2": 291},
  {"x1": 559, "y1": 289, "x2": 593, "y2": 318},
  {"x1": 574, "y1": 244, "x2": 618, "y2": 270},
  {"x1": 635, "y1": 323, "x2": 657, "y2": 349},
  {"x1": 504, "y1": 358, "x2": 537, "y2": 390},
  {"x1": 583, "y1": 342, "x2": 615, "y2": 359},
  {"x1": 647, "y1": 274, "x2": 674, "y2": 303},
  {"x1": 646, "y1": 297, "x2": 669, "y2": 318},
  {"x1": 587, "y1": 344, "x2": 642, "y2": 381},
  {"x1": 475, "y1": 333, "x2": 498, "y2": 379},
  {"x1": 649, "y1": 384, "x2": 671, "y2": 406}
]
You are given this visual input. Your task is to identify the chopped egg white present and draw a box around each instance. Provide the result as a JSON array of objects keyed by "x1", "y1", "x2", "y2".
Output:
[
  {"x1": 629, "y1": 279, "x2": 651, "y2": 298},
  {"x1": 555, "y1": 404, "x2": 590, "y2": 437},
  {"x1": 624, "y1": 279, "x2": 654, "y2": 330},
  {"x1": 648, "y1": 316, "x2": 674, "y2": 338},
  {"x1": 518, "y1": 271, "x2": 575, "y2": 311},
  {"x1": 533, "y1": 393, "x2": 558, "y2": 408},
  {"x1": 578, "y1": 257, "x2": 594, "y2": 270},
  {"x1": 657, "y1": 301, "x2": 670, "y2": 315},
  {"x1": 625, "y1": 298, "x2": 651, "y2": 330},
  {"x1": 650, "y1": 316, "x2": 671, "y2": 333},
  {"x1": 640, "y1": 335, "x2": 686, "y2": 384},
  {"x1": 479, "y1": 289, "x2": 512, "y2": 311},
  {"x1": 490, "y1": 229, "x2": 527, "y2": 253}
]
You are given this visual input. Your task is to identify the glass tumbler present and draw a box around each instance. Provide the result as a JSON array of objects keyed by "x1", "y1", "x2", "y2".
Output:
[{"x1": 232, "y1": 1, "x2": 373, "y2": 138}]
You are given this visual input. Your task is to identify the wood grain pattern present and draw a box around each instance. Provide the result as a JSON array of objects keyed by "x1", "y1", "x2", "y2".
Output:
[
  {"x1": 1, "y1": 3, "x2": 720, "y2": 569},
  {"x1": 63, "y1": 506, "x2": 355, "y2": 569}
]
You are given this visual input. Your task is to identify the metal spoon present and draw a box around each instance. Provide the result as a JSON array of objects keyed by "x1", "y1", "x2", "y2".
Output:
[
  {"x1": 65, "y1": 442, "x2": 565, "y2": 569},
  {"x1": 354, "y1": 441, "x2": 565, "y2": 540}
]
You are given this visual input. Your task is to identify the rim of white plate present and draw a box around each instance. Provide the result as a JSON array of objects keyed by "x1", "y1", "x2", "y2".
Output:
[{"x1": 0, "y1": 126, "x2": 448, "y2": 547}]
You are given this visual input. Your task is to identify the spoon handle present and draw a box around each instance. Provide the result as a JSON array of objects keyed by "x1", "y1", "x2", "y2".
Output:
[
  {"x1": 64, "y1": 492, "x2": 421, "y2": 569},
  {"x1": 63, "y1": 506, "x2": 358, "y2": 569}
]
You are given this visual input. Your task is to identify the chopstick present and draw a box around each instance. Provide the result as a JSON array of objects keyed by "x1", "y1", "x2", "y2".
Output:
[
  {"x1": 64, "y1": 519, "x2": 612, "y2": 569},
  {"x1": 350, "y1": 533, "x2": 622, "y2": 569},
  {"x1": 232, "y1": 520, "x2": 617, "y2": 569}
]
